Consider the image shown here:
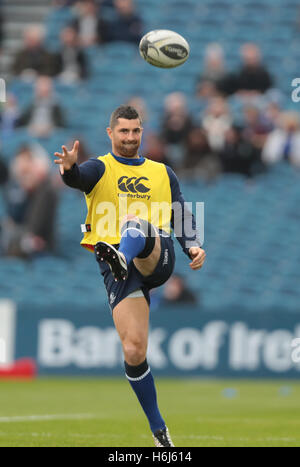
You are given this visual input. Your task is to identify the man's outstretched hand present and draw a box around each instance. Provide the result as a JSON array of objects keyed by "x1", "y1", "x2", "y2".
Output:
[
  {"x1": 189, "y1": 247, "x2": 206, "y2": 270},
  {"x1": 54, "y1": 140, "x2": 80, "y2": 175}
]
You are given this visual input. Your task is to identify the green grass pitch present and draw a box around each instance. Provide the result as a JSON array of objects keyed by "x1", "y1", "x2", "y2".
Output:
[{"x1": 0, "y1": 378, "x2": 299, "y2": 447}]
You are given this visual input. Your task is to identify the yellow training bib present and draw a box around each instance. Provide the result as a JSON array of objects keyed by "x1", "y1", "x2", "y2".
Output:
[{"x1": 81, "y1": 153, "x2": 172, "y2": 252}]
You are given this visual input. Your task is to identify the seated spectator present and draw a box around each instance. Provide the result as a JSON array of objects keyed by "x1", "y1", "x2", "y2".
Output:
[
  {"x1": 143, "y1": 133, "x2": 170, "y2": 165},
  {"x1": 263, "y1": 90, "x2": 283, "y2": 130},
  {"x1": 12, "y1": 25, "x2": 58, "y2": 78},
  {"x1": 71, "y1": 0, "x2": 109, "y2": 47},
  {"x1": 162, "y1": 274, "x2": 198, "y2": 305},
  {"x1": 52, "y1": 0, "x2": 77, "y2": 6},
  {"x1": 196, "y1": 43, "x2": 237, "y2": 98},
  {"x1": 0, "y1": 145, "x2": 58, "y2": 258},
  {"x1": 218, "y1": 125, "x2": 263, "y2": 177},
  {"x1": 56, "y1": 27, "x2": 89, "y2": 83},
  {"x1": 236, "y1": 43, "x2": 273, "y2": 94},
  {"x1": 263, "y1": 101, "x2": 282, "y2": 133},
  {"x1": 183, "y1": 127, "x2": 221, "y2": 181},
  {"x1": 202, "y1": 96, "x2": 232, "y2": 152},
  {"x1": 242, "y1": 105, "x2": 272, "y2": 150},
  {"x1": 108, "y1": 0, "x2": 143, "y2": 44},
  {"x1": 0, "y1": 8, "x2": 3, "y2": 48},
  {"x1": 0, "y1": 93, "x2": 20, "y2": 136},
  {"x1": 161, "y1": 92, "x2": 194, "y2": 169},
  {"x1": 0, "y1": 156, "x2": 8, "y2": 185},
  {"x1": 262, "y1": 112, "x2": 300, "y2": 168},
  {"x1": 16, "y1": 76, "x2": 66, "y2": 138}
]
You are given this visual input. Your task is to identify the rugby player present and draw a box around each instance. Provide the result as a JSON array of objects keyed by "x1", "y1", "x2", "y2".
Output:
[{"x1": 54, "y1": 105, "x2": 206, "y2": 447}]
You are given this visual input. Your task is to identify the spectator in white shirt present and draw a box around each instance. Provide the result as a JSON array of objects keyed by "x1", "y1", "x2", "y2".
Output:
[
  {"x1": 202, "y1": 97, "x2": 232, "y2": 152},
  {"x1": 262, "y1": 111, "x2": 300, "y2": 168},
  {"x1": 71, "y1": 0, "x2": 108, "y2": 47}
]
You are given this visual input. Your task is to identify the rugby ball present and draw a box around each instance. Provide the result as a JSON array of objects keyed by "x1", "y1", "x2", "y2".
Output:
[{"x1": 139, "y1": 30, "x2": 190, "y2": 69}]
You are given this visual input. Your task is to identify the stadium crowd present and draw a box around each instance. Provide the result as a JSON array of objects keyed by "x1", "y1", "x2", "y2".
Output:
[{"x1": 0, "y1": 0, "x2": 300, "y2": 261}]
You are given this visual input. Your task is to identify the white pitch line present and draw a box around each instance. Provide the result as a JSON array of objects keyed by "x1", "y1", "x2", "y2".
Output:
[
  {"x1": 178, "y1": 435, "x2": 225, "y2": 441},
  {"x1": 0, "y1": 414, "x2": 97, "y2": 423},
  {"x1": 0, "y1": 432, "x2": 122, "y2": 439},
  {"x1": 173, "y1": 435, "x2": 298, "y2": 443}
]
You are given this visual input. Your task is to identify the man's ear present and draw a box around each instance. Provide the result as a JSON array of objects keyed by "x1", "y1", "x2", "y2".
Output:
[{"x1": 106, "y1": 127, "x2": 112, "y2": 140}]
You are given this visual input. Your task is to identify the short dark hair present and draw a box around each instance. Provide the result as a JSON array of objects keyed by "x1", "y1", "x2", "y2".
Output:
[{"x1": 109, "y1": 105, "x2": 142, "y2": 129}]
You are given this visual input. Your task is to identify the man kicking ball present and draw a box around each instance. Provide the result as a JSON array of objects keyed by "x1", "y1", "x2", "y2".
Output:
[{"x1": 54, "y1": 105, "x2": 206, "y2": 447}]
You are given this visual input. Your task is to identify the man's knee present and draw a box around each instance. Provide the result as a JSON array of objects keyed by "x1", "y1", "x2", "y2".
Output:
[{"x1": 123, "y1": 339, "x2": 147, "y2": 366}]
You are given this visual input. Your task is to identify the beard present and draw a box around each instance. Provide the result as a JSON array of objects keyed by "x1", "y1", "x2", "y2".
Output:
[{"x1": 116, "y1": 141, "x2": 140, "y2": 158}]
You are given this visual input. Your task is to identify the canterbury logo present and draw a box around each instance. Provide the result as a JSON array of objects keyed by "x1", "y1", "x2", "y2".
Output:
[{"x1": 118, "y1": 176, "x2": 150, "y2": 194}]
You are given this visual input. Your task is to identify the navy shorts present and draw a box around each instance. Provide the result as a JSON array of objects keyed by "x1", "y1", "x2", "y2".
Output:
[{"x1": 96, "y1": 232, "x2": 175, "y2": 312}]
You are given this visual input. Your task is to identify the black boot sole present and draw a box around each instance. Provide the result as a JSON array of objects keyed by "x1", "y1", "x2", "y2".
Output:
[{"x1": 95, "y1": 241, "x2": 128, "y2": 281}]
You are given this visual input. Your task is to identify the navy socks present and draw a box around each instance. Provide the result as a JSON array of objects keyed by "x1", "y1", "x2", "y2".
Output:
[
  {"x1": 119, "y1": 220, "x2": 146, "y2": 265},
  {"x1": 125, "y1": 359, "x2": 166, "y2": 434}
]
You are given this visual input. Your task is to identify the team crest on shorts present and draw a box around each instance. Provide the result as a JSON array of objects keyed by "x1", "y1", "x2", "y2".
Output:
[{"x1": 110, "y1": 292, "x2": 116, "y2": 304}]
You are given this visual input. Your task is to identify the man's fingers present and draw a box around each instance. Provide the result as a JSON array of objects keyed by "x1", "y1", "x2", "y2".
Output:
[
  {"x1": 54, "y1": 152, "x2": 64, "y2": 158},
  {"x1": 190, "y1": 252, "x2": 206, "y2": 264},
  {"x1": 54, "y1": 157, "x2": 65, "y2": 174},
  {"x1": 73, "y1": 140, "x2": 80, "y2": 153},
  {"x1": 189, "y1": 252, "x2": 206, "y2": 270},
  {"x1": 190, "y1": 259, "x2": 205, "y2": 270},
  {"x1": 190, "y1": 259, "x2": 205, "y2": 268},
  {"x1": 62, "y1": 145, "x2": 69, "y2": 157}
]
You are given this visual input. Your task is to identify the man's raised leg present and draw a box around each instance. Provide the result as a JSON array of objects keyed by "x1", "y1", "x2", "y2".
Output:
[{"x1": 95, "y1": 215, "x2": 161, "y2": 280}]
